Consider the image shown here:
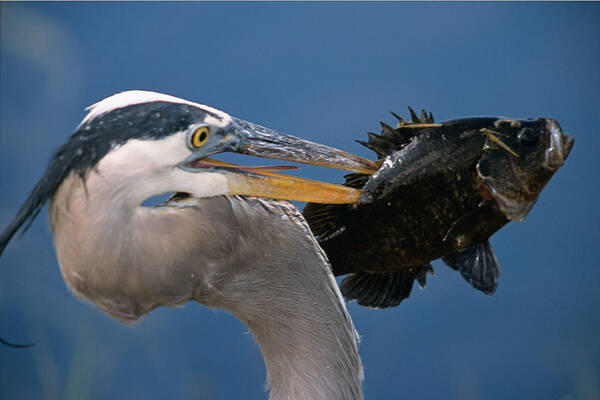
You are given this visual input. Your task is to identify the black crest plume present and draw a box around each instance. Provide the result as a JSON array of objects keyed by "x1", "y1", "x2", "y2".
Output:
[{"x1": 0, "y1": 101, "x2": 210, "y2": 257}]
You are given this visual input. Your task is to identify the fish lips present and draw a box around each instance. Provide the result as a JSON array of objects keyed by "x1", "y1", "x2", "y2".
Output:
[{"x1": 544, "y1": 118, "x2": 574, "y2": 170}]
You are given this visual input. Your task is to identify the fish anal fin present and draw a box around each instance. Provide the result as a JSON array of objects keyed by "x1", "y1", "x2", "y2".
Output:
[
  {"x1": 340, "y1": 264, "x2": 434, "y2": 308},
  {"x1": 416, "y1": 263, "x2": 434, "y2": 288},
  {"x1": 442, "y1": 241, "x2": 500, "y2": 295}
]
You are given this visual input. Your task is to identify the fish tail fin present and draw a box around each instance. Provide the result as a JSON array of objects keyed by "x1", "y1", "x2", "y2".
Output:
[{"x1": 340, "y1": 264, "x2": 434, "y2": 308}]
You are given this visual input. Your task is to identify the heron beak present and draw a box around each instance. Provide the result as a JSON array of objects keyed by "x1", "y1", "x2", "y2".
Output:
[
  {"x1": 180, "y1": 118, "x2": 379, "y2": 204},
  {"x1": 232, "y1": 118, "x2": 379, "y2": 175},
  {"x1": 185, "y1": 158, "x2": 362, "y2": 204}
]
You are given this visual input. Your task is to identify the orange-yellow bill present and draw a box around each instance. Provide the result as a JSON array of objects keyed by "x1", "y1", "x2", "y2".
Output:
[{"x1": 190, "y1": 158, "x2": 362, "y2": 204}]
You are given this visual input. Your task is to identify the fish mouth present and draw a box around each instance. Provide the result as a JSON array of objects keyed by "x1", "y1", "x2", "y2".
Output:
[
  {"x1": 563, "y1": 134, "x2": 574, "y2": 159},
  {"x1": 544, "y1": 118, "x2": 574, "y2": 169}
]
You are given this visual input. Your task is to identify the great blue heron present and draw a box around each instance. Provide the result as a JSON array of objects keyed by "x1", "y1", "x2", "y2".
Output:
[{"x1": 0, "y1": 91, "x2": 378, "y2": 399}]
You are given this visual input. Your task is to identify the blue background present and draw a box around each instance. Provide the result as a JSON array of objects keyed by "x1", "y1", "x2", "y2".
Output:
[{"x1": 1, "y1": 3, "x2": 598, "y2": 399}]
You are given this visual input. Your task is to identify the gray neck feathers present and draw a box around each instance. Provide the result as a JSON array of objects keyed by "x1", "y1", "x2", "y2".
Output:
[
  {"x1": 49, "y1": 172, "x2": 363, "y2": 400},
  {"x1": 223, "y1": 199, "x2": 364, "y2": 400}
]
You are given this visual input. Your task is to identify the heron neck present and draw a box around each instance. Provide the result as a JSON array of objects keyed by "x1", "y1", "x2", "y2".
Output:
[
  {"x1": 49, "y1": 172, "x2": 364, "y2": 399},
  {"x1": 243, "y1": 304, "x2": 364, "y2": 400},
  {"x1": 213, "y1": 199, "x2": 364, "y2": 400}
]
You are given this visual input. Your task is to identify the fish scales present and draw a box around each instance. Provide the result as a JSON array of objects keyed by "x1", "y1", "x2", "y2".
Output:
[{"x1": 304, "y1": 111, "x2": 573, "y2": 308}]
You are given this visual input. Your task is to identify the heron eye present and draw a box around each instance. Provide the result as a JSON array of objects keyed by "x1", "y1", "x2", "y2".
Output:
[
  {"x1": 517, "y1": 128, "x2": 538, "y2": 146},
  {"x1": 190, "y1": 125, "x2": 210, "y2": 148}
]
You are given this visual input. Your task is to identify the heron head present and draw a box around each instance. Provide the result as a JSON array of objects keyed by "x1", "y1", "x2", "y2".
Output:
[
  {"x1": 80, "y1": 90, "x2": 376, "y2": 203},
  {"x1": 0, "y1": 91, "x2": 377, "y2": 255}
]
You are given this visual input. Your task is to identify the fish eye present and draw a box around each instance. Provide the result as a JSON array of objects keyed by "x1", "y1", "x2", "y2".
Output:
[
  {"x1": 188, "y1": 125, "x2": 211, "y2": 149},
  {"x1": 517, "y1": 128, "x2": 538, "y2": 146}
]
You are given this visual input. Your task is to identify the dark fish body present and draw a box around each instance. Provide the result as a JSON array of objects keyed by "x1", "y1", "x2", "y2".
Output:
[{"x1": 304, "y1": 110, "x2": 574, "y2": 308}]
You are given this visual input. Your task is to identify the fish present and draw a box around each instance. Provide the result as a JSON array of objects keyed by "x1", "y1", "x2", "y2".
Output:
[{"x1": 303, "y1": 108, "x2": 574, "y2": 308}]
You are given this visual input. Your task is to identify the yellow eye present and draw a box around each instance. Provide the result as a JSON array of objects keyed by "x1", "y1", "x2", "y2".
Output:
[{"x1": 190, "y1": 125, "x2": 210, "y2": 148}]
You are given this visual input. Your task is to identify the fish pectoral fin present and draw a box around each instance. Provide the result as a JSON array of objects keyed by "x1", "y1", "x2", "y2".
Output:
[
  {"x1": 443, "y1": 211, "x2": 480, "y2": 249},
  {"x1": 340, "y1": 264, "x2": 434, "y2": 308},
  {"x1": 442, "y1": 241, "x2": 500, "y2": 295},
  {"x1": 443, "y1": 206, "x2": 508, "y2": 249},
  {"x1": 303, "y1": 173, "x2": 369, "y2": 241}
]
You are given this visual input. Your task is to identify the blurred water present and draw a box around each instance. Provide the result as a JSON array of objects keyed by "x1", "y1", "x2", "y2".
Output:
[{"x1": 1, "y1": 3, "x2": 599, "y2": 399}]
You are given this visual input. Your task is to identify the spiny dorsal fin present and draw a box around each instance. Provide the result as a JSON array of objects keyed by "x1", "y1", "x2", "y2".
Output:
[
  {"x1": 379, "y1": 121, "x2": 401, "y2": 141},
  {"x1": 390, "y1": 111, "x2": 406, "y2": 125},
  {"x1": 368, "y1": 131, "x2": 396, "y2": 151},
  {"x1": 340, "y1": 264, "x2": 434, "y2": 308},
  {"x1": 393, "y1": 126, "x2": 419, "y2": 142},
  {"x1": 355, "y1": 140, "x2": 387, "y2": 158},
  {"x1": 355, "y1": 140, "x2": 387, "y2": 157},
  {"x1": 356, "y1": 129, "x2": 400, "y2": 157},
  {"x1": 395, "y1": 107, "x2": 436, "y2": 127},
  {"x1": 408, "y1": 106, "x2": 421, "y2": 124},
  {"x1": 364, "y1": 106, "x2": 437, "y2": 158},
  {"x1": 307, "y1": 106, "x2": 437, "y2": 240}
]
